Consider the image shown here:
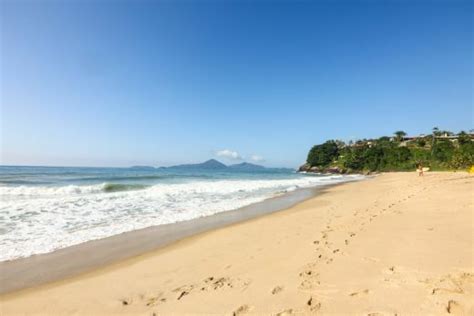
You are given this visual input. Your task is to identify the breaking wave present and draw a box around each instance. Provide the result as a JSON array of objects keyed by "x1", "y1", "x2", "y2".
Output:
[{"x1": 0, "y1": 174, "x2": 364, "y2": 261}]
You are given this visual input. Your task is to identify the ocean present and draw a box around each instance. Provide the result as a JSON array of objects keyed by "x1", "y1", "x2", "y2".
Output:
[{"x1": 0, "y1": 165, "x2": 363, "y2": 262}]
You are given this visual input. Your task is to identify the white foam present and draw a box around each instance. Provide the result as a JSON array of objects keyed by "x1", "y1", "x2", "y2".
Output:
[
  {"x1": 0, "y1": 183, "x2": 118, "y2": 197},
  {"x1": 0, "y1": 175, "x2": 364, "y2": 261}
]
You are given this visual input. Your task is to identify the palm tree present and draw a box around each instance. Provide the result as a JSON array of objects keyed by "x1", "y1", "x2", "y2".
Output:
[
  {"x1": 431, "y1": 127, "x2": 439, "y2": 156},
  {"x1": 394, "y1": 131, "x2": 407, "y2": 142}
]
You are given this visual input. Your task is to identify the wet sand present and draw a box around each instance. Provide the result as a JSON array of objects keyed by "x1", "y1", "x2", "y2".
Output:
[
  {"x1": 1, "y1": 172, "x2": 473, "y2": 315},
  {"x1": 0, "y1": 184, "x2": 335, "y2": 294}
]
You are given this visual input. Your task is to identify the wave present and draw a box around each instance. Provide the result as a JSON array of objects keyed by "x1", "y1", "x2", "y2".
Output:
[
  {"x1": 0, "y1": 174, "x2": 365, "y2": 261},
  {"x1": 0, "y1": 182, "x2": 151, "y2": 196},
  {"x1": 102, "y1": 183, "x2": 149, "y2": 192},
  {"x1": 77, "y1": 175, "x2": 164, "y2": 182},
  {"x1": 0, "y1": 174, "x2": 364, "y2": 198},
  {"x1": 0, "y1": 174, "x2": 212, "y2": 186}
]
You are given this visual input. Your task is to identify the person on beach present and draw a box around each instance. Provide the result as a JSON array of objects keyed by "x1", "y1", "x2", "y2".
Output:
[{"x1": 417, "y1": 163, "x2": 424, "y2": 176}]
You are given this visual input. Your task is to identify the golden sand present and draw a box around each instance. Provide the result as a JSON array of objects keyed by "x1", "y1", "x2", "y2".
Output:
[{"x1": 1, "y1": 172, "x2": 473, "y2": 315}]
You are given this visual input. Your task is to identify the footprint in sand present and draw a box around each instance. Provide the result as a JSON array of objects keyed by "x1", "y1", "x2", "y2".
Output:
[
  {"x1": 177, "y1": 290, "x2": 189, "y2": 300},
  {"x1": 299, "y1": 265, "x2": 321, "y2": 290},
  {"x1": 276, "y1": 308, "x2": 294, "y2": 316},
  {"x1": 144, "y1": 293, "x2": 166, "y2": 306},
  {"x1": 307, "y1": 296, "x2": 321, "y2": 312},
  {"x1": 349, "y1": 289, "x2": 370, "y2": 297},
  {"x1": 233, "y1": 304, "x2": 251, "y2": 315},
  {"x1": 272, "y1": 286, "x2": 283, "y2": 295},
  {"x1": 120, "y1": 298, "x2": 132, "y2": 306},
  {"x1": 430, "y1": 272, "x2": 473, "y2": 295},
  {"x1": 170, "y1": 276, "x2": 250, "y2": 302},
  {"x1": 447, "y1": 300, "x2": 463, "y2": 314}
]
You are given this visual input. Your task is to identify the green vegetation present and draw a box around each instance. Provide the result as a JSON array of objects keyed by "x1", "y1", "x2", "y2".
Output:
[
  {"x1": 305, "y1": 129, "x2": 474, "y2": 173},
  {"x1": 307, "y1": 140, "x2": 339, "y2": 167}
]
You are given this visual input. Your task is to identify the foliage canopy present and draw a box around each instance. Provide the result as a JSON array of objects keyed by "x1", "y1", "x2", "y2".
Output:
[{"x1": 305, "y1": 130, "x2": 473, "y2": 172}]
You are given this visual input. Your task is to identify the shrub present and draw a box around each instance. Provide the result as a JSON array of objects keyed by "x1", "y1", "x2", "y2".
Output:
[{"x1": 307, "y1": 140, "x2": 339, "y2": 167}]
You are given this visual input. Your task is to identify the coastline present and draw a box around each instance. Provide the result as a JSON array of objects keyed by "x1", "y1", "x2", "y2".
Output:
[
  {"x1": 0, "y1": 182, "x2": 347, "y2": 295},
  {"x1": 2, "y1": 172, "x2": 473, "y2": 315}
]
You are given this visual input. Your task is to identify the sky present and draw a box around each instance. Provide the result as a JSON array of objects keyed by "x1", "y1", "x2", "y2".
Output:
[{"x1": 1, "y1": 0, "x2": 473, "y2": 168}]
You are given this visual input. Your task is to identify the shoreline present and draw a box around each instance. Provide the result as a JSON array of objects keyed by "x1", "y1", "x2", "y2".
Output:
[
  {"x1": 2, "y1": 172, "x2": 472, "y2": 315},
  {"x1": 0, "y1": 181, "x2": 349, "y2": 295}
]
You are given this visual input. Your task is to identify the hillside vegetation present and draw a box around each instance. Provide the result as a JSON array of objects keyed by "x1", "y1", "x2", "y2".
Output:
[{"x1": 302, "y1": 128, "x2": 474, "y2": 173}]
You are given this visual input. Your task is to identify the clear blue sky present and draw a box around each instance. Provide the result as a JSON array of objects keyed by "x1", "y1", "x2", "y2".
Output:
[{"x1": 1, "y1": 0, "x2": 472, "y2": 168}]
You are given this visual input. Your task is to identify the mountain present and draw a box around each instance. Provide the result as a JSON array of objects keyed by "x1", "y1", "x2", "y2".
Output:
[
  {"x1": 161, "y1": 159, "x2": 293, "y2": 172},
  {"x1": 165, "y1": 159, "x2": 228, "y2": 170},
  {"x1": 129, "y1": 165, "x2": 155, "y2": 170},
  {"x1": 228, "y1": 162, "x2": 265, "y2": 171}
]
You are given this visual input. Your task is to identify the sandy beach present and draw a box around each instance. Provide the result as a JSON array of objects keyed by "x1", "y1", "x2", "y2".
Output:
[{"x1": 1, "y1": 172, "x2": 473, "y2": 315}]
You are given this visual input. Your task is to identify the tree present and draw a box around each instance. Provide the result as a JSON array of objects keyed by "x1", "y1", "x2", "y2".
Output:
[
  {"x1": 305, "y1": 128, "x2": 472, "y2": 172},
  {"x1": 457, "y1": 131, "x2": 471, "y2": 145},
  {"x1": 307, "y1": 140, "x2": 339, "y2": 167},
  {"x1": 394, "y1": 131, "x2": 407, "y2": 142},
  {"x1": 432, "y1": 140, "x2": 455, "y2": 163},
  {"x1": 343, "y1": 147, "x2": 365, "y2": 170},
  {"x1": 363, "y1": 146, "x2": 384, "y2": 171},
  {"x1": 334, "y1": 140, "x2": 346, "y2": 149},
  {"x1": 417, "y1": 138, "x2": 426, "y2": 147},
  {"x1": 431, "y1": 127, "x2": 440, "y2": 156},
  {"x1": 450, "y1": 149, "x2": 473, "y2": 169}
]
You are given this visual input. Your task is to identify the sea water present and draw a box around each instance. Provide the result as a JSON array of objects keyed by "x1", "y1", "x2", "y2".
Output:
[{"x1": 0, "y1": 165, "x2": 363, "y2": 261}]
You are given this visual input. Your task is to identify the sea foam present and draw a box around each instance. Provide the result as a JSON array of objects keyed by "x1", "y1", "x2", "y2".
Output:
[{"x1": 0, "y1": 174, "x2": 363, "y2": 261}]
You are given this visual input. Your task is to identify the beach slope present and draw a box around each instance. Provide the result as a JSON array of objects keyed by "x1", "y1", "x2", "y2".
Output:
[{"x1": 1, "y1": 172, "x2": 473, "y2": 315}]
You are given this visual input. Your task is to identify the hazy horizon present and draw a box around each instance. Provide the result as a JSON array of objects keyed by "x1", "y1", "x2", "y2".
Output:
[{"x1": 0, "y1": 158, "x2": 288, "y2": 169}]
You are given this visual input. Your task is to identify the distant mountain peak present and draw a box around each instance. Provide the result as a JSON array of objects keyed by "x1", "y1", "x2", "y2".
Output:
[
  {"x1": 201, "y1": 159, "x2": 227, "y2": 168},
  {"x1": 203, "y1": 159, "x2": 222, "y2": 164},
  {"x1": 129, "y1": 165, "x2": 155, "y2": 170},
  {"x1": 160, "y1": 159, "x2": 290, "y2": 172},
  {"x1": 164, "y1": 159, "x2": 227, "y2": 170},
  {"x1": 229, "y1": 162, "x2": 265, "y2": 169}
]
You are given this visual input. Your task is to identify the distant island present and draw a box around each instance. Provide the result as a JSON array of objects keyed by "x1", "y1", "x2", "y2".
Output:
[
  {"x1": 162, "y1": 159, "x2": 292, "y2": 172},
  {"x1": 300, "y1": 128, "x2": 474, "y2": 174},
  {"x1": 163, "y1": 159, "x2": 228, "y2": 170},
  {"x1": 129, "y1": 165, "x2": 156, "y2": 170},
  {"x1": 131, "y1": 159, "x2": 293, "y2": 172},
  {"x1": 229, "y1": 162, "x2": 266, "y2": 171}
]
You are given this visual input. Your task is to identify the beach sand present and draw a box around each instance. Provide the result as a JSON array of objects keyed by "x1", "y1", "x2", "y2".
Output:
[{"x1": 1, "y1": 172, "x2": 473, "y2": 315}]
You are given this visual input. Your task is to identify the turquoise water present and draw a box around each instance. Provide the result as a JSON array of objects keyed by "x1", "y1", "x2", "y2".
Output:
[
  {"x1": 0, "y1": 165, "x2": 298, "y2": 186},
  {"x1": 0, "y1": 166, "x2": 363, "y2": 261}
]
